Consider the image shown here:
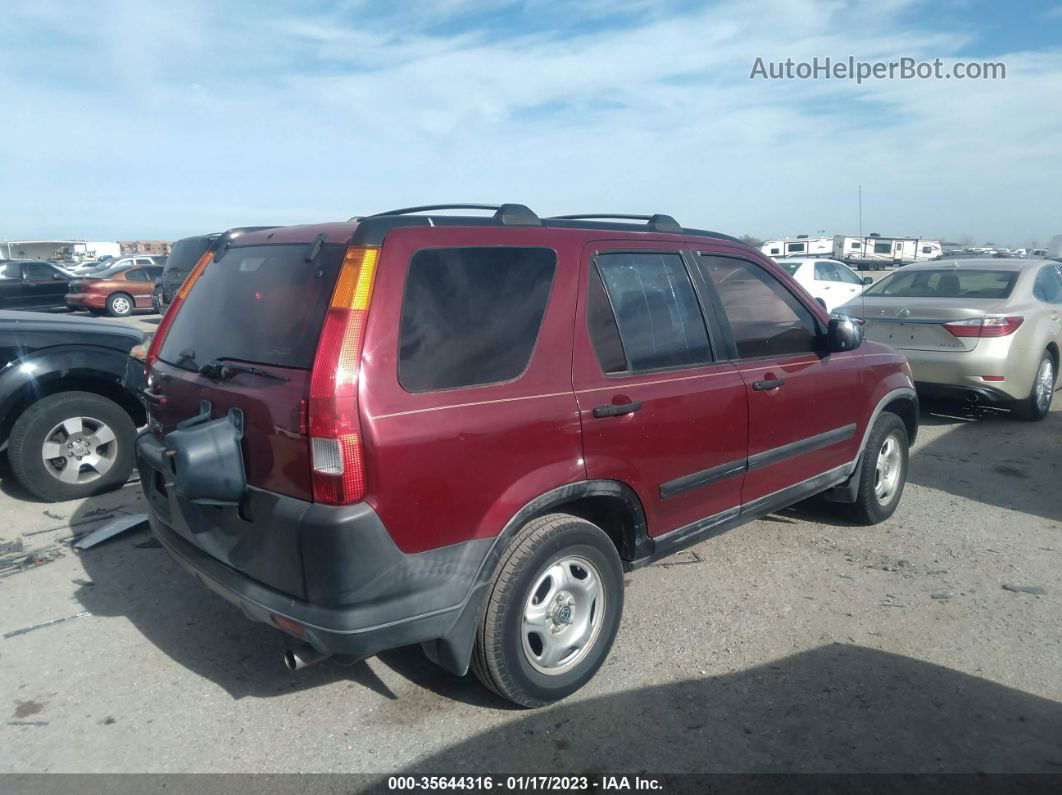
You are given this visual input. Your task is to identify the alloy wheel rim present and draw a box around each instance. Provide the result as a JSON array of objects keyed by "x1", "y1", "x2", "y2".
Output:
[
  {"x1": 40, "y1": 416, "x2": 118, "y2": 485},
  {"x1": 873, "y1": 432, "x2": 903, "y2": 506},
  {"x1": 1035, "y1": 360, "x2": 1054, "y2": 412},
  {"x1": 112, "y1": 296, "x2": 130, "y2": 313},
  {"x1": 521, "y1": 555, "x2": 605, "y2": 676}
]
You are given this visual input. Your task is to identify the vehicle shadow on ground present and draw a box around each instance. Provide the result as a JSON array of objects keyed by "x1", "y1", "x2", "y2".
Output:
[
  {"x1": 0, "y1": 450, "x2": 44, "y2": 502},
  {"x1": 907, "y1": 399, "x2": 1062, "y2": 522},
  {"x1": 67, "y1": 490, "x2": 508, "y2": 706},
  {"x1": 405, "y1": 644, "x2": 1062, "y2": 774}
]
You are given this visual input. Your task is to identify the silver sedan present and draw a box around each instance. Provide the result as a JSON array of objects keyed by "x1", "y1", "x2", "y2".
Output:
[{"x1": 836, "y1": 258, "x2": 1062, "y2": 420}]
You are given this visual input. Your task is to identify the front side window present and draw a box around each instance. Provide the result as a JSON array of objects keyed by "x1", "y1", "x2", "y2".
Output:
[
  {"x1": 698, "y1": 255, "x2": 819, "y2": 359},
  {"x1": 593, "y1": 252, "x2": 712, "y2": 373},
  {"x1": 814, "y1": 262, "x2": 832, "y2": 281},
  {"x1": 831, "y1": 263, "x2": 863, "y2": 285},
  {"x1": 399, "y1": 247, "x2": 556, "y2": 392}
]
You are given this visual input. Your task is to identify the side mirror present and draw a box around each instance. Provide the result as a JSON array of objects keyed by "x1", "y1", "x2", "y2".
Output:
[
  {"x1": 824, "y1": 316, "x2": 863, "y2": 354},
  {"x1": 862, "y1": 276, "x2": 873, "y2": 285}
]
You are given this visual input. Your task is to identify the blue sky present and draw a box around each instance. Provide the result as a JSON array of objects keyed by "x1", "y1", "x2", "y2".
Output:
[{"x1": 2, "y1": 0, "x2": 1060, "y2": 246}]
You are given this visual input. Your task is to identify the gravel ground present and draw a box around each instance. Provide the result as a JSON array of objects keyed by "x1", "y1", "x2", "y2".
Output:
[{"x1": 0, "y1": 312, "x2": 1059, "y2": 775}]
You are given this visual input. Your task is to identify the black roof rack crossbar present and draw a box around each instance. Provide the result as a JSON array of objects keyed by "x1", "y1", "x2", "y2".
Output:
[
  {"x1": 364, "y1": 203, "x2": 540, "y2": 226},
  {"x1": 549, "y1": 213, "x2": 683, "y2": 233}
]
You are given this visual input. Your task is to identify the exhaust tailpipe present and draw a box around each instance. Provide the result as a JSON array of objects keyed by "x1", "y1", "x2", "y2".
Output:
[
  {"x1": 964, "y1": 391, "x2": 980, "y2": 403},
  {"x1": 284, "y1": 643, "x2": 330, "y2": 671}
]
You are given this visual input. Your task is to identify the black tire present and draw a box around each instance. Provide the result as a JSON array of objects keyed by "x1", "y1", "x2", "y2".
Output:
[
  {"x1": 1011, "y1": 351, "x2": 1055, "y2": 422},
  {"x1": 7, "y1": 391, "x2": 137, "y2": 502},
  {"x1": 106, "y1": 292, "x2": 134, "y2": 317},
  {"x1": 471, "y1": 513, "x2": 624, "y2": 708},
  {"x1": 848, "y1": 413, "x2": 909, "y2": 525}
]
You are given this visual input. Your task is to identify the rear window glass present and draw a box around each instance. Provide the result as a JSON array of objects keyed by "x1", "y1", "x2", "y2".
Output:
[
  {"x1": 865, "y1": 269, "x2": 1018, "y2": 299},
  {"x1": 158, "y1": 243, "x2": 343, "y2": 371},
  {"x1": 399, "y1": 247, "x2": 556, "y2": 392},
  {"x1": 165, "y1": 236, "x2": 215, "y2": 277}
]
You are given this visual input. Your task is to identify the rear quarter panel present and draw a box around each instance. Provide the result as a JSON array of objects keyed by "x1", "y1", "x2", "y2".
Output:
[{"x1": 358, "y1": 227, "x2": 585, "y2": 555}]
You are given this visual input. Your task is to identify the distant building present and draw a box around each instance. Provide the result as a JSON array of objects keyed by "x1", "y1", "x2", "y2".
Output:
[
  {"x1": 0, "y1": 240, "x2": 121, "y2": 261},
  {"x1": 119, "y1": 240, "x2": 172, "y2": 256}
]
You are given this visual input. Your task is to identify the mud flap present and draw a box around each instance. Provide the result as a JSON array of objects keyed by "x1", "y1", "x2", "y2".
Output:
[{"x1": 162, "y1": 401, "x2": 247, "y2": 506}]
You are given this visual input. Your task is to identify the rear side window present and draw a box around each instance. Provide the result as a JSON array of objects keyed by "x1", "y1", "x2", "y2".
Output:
[
  {"x1": 398, "y1": 247, "x2": 556, "y2": 392},
  {"x1": 593, "y1": 252, "x2": 712, "y2": 372},
  {"x1": 699, "y1": 255, "x2": 818, "y2": 359},
  {"x1": 158, "y1": 243, "x2": 344, "y2": 370},
  {"x1": 1033, "y1": 266, "x2": 1062, "y2": 304}
]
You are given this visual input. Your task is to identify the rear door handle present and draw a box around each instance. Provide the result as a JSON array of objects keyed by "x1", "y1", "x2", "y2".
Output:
[
  {"x1": 593, "y1": 400, "x2": 642, "y2": 418},
  {"x1": 752, "y1": 378, "x2": 784, "y2": 391}
]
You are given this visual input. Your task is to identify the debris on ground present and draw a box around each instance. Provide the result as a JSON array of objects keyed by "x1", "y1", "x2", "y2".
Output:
[
  {"x1": 1002, "y1": 583, "x2": 1047, "y2": 595},
  {"x1": 0, "y1": 543, "x2": 64, "y2": 579},
  {"x1": 73, "y1": 514, "x2": 149, "y2": 550},
  {"x1": 3, "y1": 611, "x2": 91, "y2": 639},
  {"x1": 23, "y1": 513, "x2": 116, "y2": 537},
  {"x1": 0, "y1": 538, "x2": 25, "y2": 555},
  {"x1": 931, "y1": 592, "x2": 957, "y2": 599}
]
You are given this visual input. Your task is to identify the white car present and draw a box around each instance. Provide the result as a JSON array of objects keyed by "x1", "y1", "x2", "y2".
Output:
[{"x1": 776, "y1": 257, "x2": 871, "y2": 311}]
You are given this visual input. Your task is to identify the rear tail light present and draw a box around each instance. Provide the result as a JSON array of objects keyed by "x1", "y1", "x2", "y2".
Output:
[
  {"x1": 146, "y1": 250, "x2": 214, "y2": 369},
  {"x1": 943, "y1": 315, "x2": 1023, "y2": 338},
  {"x1": 308, "y1": 245, "x2": 379, "y2": 505}
]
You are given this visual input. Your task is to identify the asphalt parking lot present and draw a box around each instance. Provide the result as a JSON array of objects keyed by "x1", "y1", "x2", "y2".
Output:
[{"x1": 1, "y1": 307, "x2": 1059, "y2": 774}]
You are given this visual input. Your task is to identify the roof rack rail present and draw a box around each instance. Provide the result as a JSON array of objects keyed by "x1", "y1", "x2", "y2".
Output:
[
  {"x1": 364, "y1": 203, "x2": 540, "y2": 226},
  {"x1": 548, "y1": 213, "x2": 683, "y2": 233}
]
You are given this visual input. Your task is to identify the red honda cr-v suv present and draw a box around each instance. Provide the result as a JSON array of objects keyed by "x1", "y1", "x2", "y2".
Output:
[{"x1": 137, "y1": 204, "x2": 918, "y2": 707}]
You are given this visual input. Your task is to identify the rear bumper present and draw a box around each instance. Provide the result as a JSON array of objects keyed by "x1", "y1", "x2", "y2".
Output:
[
  {"x1": 136, "y1": 431, "x2": 492, "y2": 659},
  {"x1": 66, "y1": 293, "x2": 106, "y2": 309},
  {"x1": 900, "y1": 343, "x2": 1039, "y2": 402}
]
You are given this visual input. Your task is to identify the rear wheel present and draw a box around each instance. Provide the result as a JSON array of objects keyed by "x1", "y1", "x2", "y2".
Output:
[
  {"x1": 848, "y1": 413, "x2": 909, "y2": 525},
  {"x1": 472, "y1": 514, "x2": 624, "y2": 707},
  {"x1": 7, "y1": 391, "x2": 137, "y2": 502},
  {"x1": 1011, "y1": 351, "x2": 1055, "y2": 421},
  {"x1": 106, "y1": 292, "x2": 133, "y2": 317}
]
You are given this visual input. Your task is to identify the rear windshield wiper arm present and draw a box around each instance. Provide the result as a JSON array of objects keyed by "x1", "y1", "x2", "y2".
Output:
[{"x1": 198, "y1": 360, "x2": 289, "y2": 382}]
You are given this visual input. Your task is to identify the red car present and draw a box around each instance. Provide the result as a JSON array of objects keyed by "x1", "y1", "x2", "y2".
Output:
[
  {"x1": 136, "y1": 205, "x2": 918, "y2": 707},
  {"x1": 67, "y1": 262, "x2": 164, "y2": 316}
]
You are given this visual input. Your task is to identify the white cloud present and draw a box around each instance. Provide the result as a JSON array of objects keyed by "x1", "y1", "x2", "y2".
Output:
[{"x1": 0, "y1": 0, "x2": 1059, "y2": 244}]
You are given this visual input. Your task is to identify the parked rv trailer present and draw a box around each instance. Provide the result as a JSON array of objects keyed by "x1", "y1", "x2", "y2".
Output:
[
  {"x1": 832, "y1": 234, "x2": 942, "y2": 269},
  {"x1": 760, "y1": 236, "x2": 833, "y2": 258}
]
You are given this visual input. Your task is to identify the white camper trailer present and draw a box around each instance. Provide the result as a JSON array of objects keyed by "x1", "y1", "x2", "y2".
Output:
[
  {"x1": 760, "y1": 236, "x2": 833, "y2": 258},
  {"x1": 832, "y1": 234, "x2": 941, "y2": 270}
]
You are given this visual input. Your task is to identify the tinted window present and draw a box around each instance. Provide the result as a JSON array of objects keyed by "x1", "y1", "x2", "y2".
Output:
[
  {"x1": 787, "y1": 243, "x2": 805, "y2": 253},
  {"x1": 587, "y1": 266, "x2": 627, "y2": 374},
  {"x1": 865, "y1": 269, "x2": 1018, "y2": 299},
  {"x1": 399, "y1": 247, "x2": 556, "y2": 392},
  {"x1": 699, "y1": 255, "x2": 818, "y2": 359},
  {"x1": 126, "y1": 269, "x2": 147, "y2": 281},
  {"x1": 768, "y1": 247, "x2": 781, "y2": 255},
  {"x1": 23, "y1": 262, "x2": 57, "y2": 280},
  {"x1": 158, "y1": 244, "x2": 344, "y2": 371},
  {"x1": 851, "y1": 241, "x2": 861, "y2": 249},
  {"x1": 1033, "y1": 266, "x2": 1062, "y2": 304},
  {"x1": 873, "y1": 242, "x2": 892, "y2": 254},
  {"x1": 595, "y1": 252, "x2": 711, "y2": 372}
]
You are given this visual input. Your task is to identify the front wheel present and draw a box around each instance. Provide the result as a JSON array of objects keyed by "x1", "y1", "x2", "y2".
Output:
[
  {"x1": 848, "y1": 413, "x2": 909, "y2": 525},
  {"x1": 471, "y1": 514, "x2": 624, "y2": 707},
  {"x1": 1011, "y1": 352, "x2": 1055, "y2": 421}
]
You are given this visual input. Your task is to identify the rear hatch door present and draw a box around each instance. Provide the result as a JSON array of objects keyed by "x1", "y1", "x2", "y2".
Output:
[{"x1": 145, "y1": 237, "x2": 347, "y2": 597}]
